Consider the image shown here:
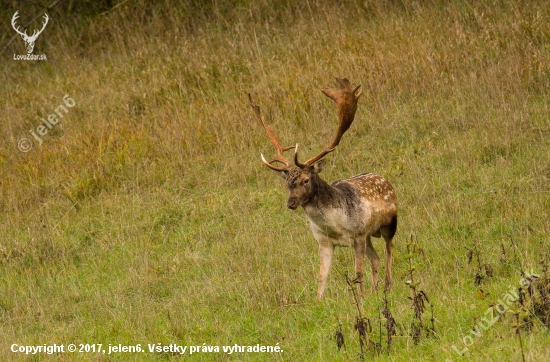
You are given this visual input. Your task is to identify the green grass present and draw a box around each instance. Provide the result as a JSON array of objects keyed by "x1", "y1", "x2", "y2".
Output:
[{"x1": 1, "y1": 0, "x2": 550, "y2": 360}]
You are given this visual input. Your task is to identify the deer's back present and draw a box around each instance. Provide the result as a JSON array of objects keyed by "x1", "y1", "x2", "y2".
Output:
[{"x1": 337, "y1": 173, "x2": 397, "y2": 205}]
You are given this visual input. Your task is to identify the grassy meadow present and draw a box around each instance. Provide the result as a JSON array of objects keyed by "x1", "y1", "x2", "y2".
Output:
[{"x1": 1, "y1": 0, "x2": 550, "y2": 360}]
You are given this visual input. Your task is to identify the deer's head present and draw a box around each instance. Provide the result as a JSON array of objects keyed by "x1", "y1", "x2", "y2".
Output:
[
  {"x1": 12, "y1": 11, "x2": 49, "y2": 54},
  {"x1": 250, "y1": 77, "x2": 362, "y2": 209}
]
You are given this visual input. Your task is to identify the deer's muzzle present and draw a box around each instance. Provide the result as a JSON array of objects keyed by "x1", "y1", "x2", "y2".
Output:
[{"x1": 287, "y1": 198, "x2": 299, "y2": 210}]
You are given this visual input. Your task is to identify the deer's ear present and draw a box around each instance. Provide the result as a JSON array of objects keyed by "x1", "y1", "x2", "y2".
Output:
[
  {"x1": 272, "y1": 169, "x2": 288, "y2": 179},
  {"x1": 311, "y1": 159, "x2": 326, "y2": 174}
]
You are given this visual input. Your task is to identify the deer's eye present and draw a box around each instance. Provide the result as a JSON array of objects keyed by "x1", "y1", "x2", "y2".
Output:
[{"x1": 304, "y1": 179, "x2": 309, "y2": 185}]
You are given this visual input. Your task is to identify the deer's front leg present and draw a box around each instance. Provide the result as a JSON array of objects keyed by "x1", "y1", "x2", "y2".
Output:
[
  {"x1": 354, "y1": 237, "x2": 367, "y2": 297},
  {"x1": 365, "y1": 235, "x2": 380, "y2": 292},
  {"x1": 317, "y1": 241, "x2": 334, "y2": 300}
]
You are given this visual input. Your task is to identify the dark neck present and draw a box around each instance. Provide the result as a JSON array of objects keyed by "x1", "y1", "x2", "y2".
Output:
[
  {"x1": 306, "y1": 174, "x2": 336, "y2": 208},
  {"x1": 303, "y1": 175, "x2": 360, "y2": 215}
]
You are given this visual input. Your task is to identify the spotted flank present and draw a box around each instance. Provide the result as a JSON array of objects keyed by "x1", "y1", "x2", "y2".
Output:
[{"x1": 337, "y1": 173, "x2": 397, "y2": 203}]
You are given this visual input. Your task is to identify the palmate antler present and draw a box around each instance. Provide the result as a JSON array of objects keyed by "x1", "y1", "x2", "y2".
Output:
[
  {"x1": 294, "y1": 77, "x2": 362, "y2": 167},
  {"x1": 251, "y1": 77, "x2": 361, "y2": 170}
]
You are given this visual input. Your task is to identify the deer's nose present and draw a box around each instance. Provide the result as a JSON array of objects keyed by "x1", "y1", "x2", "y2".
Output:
[{"x1": 287, "y1": 198, "x2": 299, "y2": 210}]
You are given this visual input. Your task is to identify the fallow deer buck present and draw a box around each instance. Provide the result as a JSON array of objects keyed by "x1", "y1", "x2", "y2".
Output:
[{"x1": 249, "y1": 77, "x2": 397, "y2": 300}]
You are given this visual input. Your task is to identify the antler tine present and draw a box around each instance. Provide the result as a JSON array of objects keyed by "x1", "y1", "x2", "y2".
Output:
[
  {"x1": 11, "y1": 11, "x2": 28, "y2": 37},
  {"x1": 30, "y1": 13, "x2": 49, "y2": 39},
  {"x1": 249, "y1": 94, "x2": 295, "y2": 171},
  {"x1": 38, "y1": 14, "x2": 49, "y2": 33},
  {"x1": 295, "y1": 77, "x2": 362, "y2": 168}
]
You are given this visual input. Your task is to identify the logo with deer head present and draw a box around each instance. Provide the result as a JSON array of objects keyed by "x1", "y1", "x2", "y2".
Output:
[{"x1": 11, "y1": 11, "x2": 49, "y2": 54}]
